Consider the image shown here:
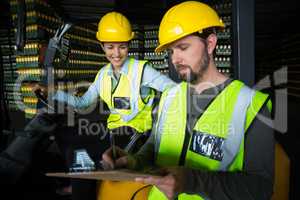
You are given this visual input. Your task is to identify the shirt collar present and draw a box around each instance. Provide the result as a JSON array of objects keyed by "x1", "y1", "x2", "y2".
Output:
[{"x1": 107, "y1": 57, "x2": 130, "y2": 77}]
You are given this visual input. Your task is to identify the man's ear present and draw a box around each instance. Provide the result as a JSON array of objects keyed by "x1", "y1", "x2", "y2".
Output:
[{"x1": 206, "y1": 34, "x2": 217, "y2": 55}]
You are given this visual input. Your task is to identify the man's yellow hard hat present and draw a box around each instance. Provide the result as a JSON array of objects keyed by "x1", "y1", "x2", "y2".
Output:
[
  {"x1": 96, "y1": 11, "x2": 134, "y2": 42},
  {"x1": 155, "y1": 1, "x2": 224, "y2": 53}
]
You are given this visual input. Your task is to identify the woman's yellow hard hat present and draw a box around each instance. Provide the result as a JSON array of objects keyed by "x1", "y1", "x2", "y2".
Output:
[{"x1": 96, "y1": 11, "x2": 134, "y2": 42}]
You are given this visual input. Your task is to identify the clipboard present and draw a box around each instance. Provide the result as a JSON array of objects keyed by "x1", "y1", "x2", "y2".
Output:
[{"x1": 46, "y1": 169, "x2": 162, "y2": 181}]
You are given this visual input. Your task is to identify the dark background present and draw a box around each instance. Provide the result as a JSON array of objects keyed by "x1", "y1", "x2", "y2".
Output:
[{"x1": 0, "y1": 0, "x2": 299, "y2": 199}]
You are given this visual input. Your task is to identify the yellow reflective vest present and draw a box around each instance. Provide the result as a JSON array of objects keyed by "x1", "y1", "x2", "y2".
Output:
[
  {"x1": 95, "y1": 57, "x2": 155, "y2": 133},
  {"x1": 148, "y1": 80, "x2": 272, "y2": 200}
]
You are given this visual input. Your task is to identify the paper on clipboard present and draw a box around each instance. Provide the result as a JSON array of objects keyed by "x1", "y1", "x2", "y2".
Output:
[{"x1": 46, "y1": 169, "x2": 162, "y2": 181}]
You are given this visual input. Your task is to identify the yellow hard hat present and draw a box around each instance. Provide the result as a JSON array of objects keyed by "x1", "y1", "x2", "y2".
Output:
[
  {"x1": 96, "y1": 11, "x2": 134, "y2": 42},
  {"x1": 155, "y1": 1, "x2": 224, "y2": 53}
]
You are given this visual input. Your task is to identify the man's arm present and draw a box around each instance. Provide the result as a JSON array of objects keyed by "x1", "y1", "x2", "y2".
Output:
[
  {"x1": 101, "y1": 133, "x2": 156, "y2": 170},
  {"x1": 126, "y1": 132, "x2": 156, "y2": 170}
]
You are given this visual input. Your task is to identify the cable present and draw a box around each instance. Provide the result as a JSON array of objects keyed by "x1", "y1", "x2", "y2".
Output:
[{"x1": 130, "y1": 184, "x2": 152, "y2": 200}]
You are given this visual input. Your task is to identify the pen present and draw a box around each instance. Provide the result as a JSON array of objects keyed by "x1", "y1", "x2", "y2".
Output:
[{"x1": 110, "y1": 130, "x2": 117, "y2": 161}]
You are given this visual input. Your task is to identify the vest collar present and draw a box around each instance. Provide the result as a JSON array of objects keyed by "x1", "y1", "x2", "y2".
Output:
[{"x1": 106, "y1": 57, "x2": 131, "y2": 77}]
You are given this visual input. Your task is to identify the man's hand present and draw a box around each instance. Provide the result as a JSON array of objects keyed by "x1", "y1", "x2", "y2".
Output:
[
  {"x1": 135, "y1": 167, "x2": 185, "y2": 200},
  {"x1": 101, "y1": 146, "x2": 134, "y2": 170}
]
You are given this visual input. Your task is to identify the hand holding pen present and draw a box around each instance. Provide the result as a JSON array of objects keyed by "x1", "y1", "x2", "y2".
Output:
[{"x1": 101, "y1": 145, "x2": 129, "y2": 170}]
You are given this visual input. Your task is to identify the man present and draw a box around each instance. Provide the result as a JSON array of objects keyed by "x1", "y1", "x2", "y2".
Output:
[{"x1": 102, "y1": 1, "x2": 274, "y2": 200}]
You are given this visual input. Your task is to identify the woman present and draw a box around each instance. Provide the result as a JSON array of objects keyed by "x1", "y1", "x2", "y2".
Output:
[
  {"x1": 33, "y1": 11, "x2": 175, "y2": 151},
  {"x1": 32, "y1": 11, "x2": 175, "y2": 200}
]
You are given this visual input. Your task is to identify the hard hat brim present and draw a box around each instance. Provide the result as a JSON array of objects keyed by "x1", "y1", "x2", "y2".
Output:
[
  {"x1": 97, "y1": 32, "x2": 134, "y2": 43},
  {"x1": 155, "y1": 24, "x2": 224, "y2": 53}
]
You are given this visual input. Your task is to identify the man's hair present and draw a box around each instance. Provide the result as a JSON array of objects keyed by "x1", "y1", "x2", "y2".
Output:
[
  {"x1": 193, "y1": 27, "x2": 219, "y2": 39},
  {"x1": 191, "y1": 27, "x2": 220, "y2": 57}
]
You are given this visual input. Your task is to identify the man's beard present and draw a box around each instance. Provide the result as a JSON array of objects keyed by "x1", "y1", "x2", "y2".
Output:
[{"x1": 175, "y1": 49, "x2": 209, "y2": 84}]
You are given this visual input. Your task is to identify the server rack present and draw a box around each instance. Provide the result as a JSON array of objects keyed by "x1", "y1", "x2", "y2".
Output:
[
  {"x1": 1, "y1": 0, "x2": 256, "y2": 126},
  {"x1": 5, "y1": 0, "x2": 107, "y2": 119}
]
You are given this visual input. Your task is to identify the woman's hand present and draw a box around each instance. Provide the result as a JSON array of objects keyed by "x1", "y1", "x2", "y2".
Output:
[{"x1": 31, "y1": 83, "x2": 56, "y2": 99}]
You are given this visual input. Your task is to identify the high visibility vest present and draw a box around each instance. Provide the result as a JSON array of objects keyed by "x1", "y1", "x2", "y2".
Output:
[
  {"x1": 149, "y1": 80, "x2": 272, "y2": 200},
  {"x1": 96, "y1": 57, "x2": 155, "y2": 133}
]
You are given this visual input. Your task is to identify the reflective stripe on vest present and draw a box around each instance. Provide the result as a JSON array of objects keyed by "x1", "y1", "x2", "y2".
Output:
[
  {"x1": 149, "y1": 80, "x2": 269, "y2": 200},
  {"x1": 219, "y1": 85, "x2": 254, "y2": 170},
  {"x1": 99, "y1": 57, "x2": 154, "y2": 133}
]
